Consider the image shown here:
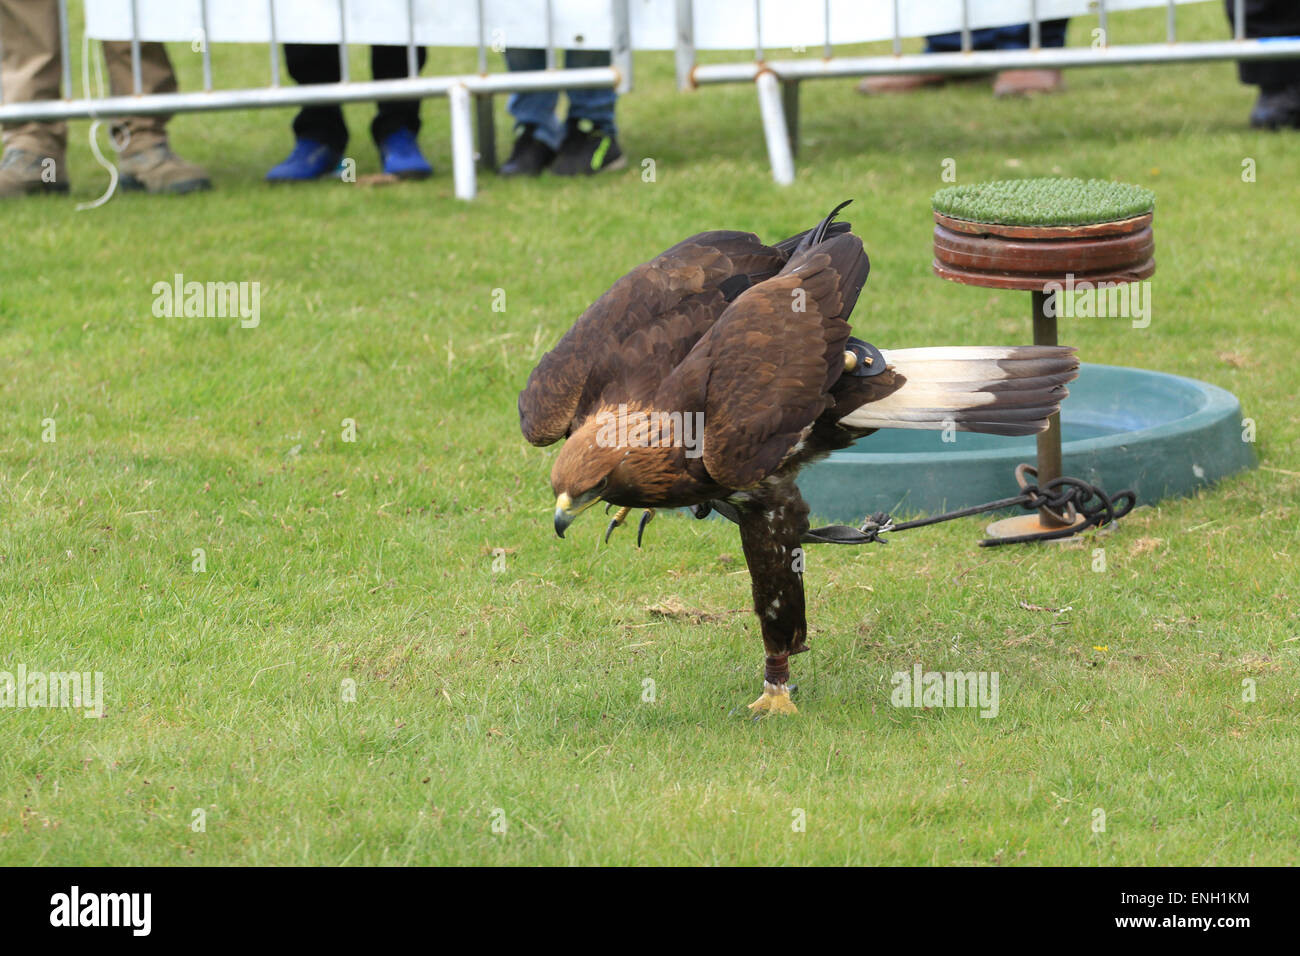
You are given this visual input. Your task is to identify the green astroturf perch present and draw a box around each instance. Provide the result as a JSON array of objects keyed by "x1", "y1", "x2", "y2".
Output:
[{"x1": 932, "y1": 178, "x2": 1156, "y2": 227}]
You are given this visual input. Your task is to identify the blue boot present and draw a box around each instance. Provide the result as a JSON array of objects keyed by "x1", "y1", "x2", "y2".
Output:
[
  {"x1": 266, "y1": 139, "x2": 343, "y2": 182},
  {"x1": 379, "y1": 129, "x2": 432, "y2": 179}
]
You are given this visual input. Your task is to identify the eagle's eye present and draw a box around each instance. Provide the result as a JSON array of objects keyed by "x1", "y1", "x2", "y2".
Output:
[{"x1": 592, "y1": 477, "x2": 609, "y2": 495}]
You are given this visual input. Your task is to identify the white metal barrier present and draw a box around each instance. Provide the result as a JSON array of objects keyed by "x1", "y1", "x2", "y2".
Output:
[
  {"x1": 0, "y1": 1, "x2": 634, "y2": 199},
  {"x1": 1, "y1": 1, "x2": 1297, "y2": 195},
  {"x1": 675, "y1": 0, "x2": 1300, "y2": 184}
]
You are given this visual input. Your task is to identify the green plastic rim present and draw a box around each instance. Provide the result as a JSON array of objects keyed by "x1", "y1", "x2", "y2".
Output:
[
  {"x1": 796, "y1": 364, "x2": 1255, "y2": 523},
  {"x1": 932, "y1": 178, "x2": 1156, "y2": 227}
]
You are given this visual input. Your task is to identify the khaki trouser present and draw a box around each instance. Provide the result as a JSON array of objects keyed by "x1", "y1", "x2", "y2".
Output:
[{"x1": 0, "y1": 0, "x2": 176, "y2": 158}]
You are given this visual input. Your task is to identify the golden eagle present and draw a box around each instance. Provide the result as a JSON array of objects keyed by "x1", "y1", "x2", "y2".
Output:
[{"x1": 519, "y1": 202, "x2": 1077, "y2": 715}]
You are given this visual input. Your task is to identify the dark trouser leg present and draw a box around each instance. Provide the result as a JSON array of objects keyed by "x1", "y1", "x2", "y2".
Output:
[
  {"x1": 285, "y1": 43, "x2": 348, "y2": 152},
  {"x1": 1227, "y1": 0, "x2": 1300, "y2": 88},
  {"x1": 563, "y1": 49, "x2": 617, "y2": 135},
  {"x1": 1038, "y1": 19, "x2": 1070, "y2": 48},
  {"x1": 370, "y1": 45, "x2": 428, "y2": 145}
]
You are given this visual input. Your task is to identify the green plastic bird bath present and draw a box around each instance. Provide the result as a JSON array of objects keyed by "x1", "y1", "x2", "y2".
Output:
[{"x1": 796, "y1": 363, "x2": 1255, "y2": 524}]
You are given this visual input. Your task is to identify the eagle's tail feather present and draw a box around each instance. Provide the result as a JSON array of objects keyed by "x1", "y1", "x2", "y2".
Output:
[{"x1": 837, "y1": 346, "x2": 1079, "y2": 437}]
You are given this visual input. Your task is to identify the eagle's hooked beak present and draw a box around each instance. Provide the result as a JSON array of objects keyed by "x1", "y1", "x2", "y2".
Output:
[{"x1": 554, "y1": 491, "x2": 600, "y2": 538}]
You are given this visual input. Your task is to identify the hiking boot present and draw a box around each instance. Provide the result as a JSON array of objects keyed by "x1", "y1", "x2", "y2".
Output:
[
  {"x1": 1250, "y1": 85, "x2": 1300, "y2": 130},
  {"x1": 498, "y1": 125, "x2": 556, "y2": 177},
  {"x1": 119, "y1": 143, "x2": 211, "y2": 194},
  {"x1": 551, "y1": 118, "x2": 625, "y2": 176},
  {"x1": 266, "y1": 138, "x2": 343, "y2": 182},
  {"x1": 993, "y1": 69, "x2": 1064, "y2": 98},
  {"x1": 378, "y1": 128, "x2": 432, "y2": 179},
  {"x1": 0, "y1": 147, "x2": 69, "y2": 197}
]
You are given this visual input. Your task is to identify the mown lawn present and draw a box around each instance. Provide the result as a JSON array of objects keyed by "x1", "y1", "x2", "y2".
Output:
[{"x1": 1, "y1": 3, "x2": 1297, "y2": 865}]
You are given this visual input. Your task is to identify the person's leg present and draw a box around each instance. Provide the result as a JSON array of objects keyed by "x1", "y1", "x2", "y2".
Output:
[
  {"x1": 499, "y1": 48, "x2": 562, "y2": 175},
  {"x1": 265, "y1": 44, "x2": 347, "y2": 180},
  {"x1": 1227, "y1": 0, "x2": 1300, "y2": 126},
  {"x1": 102, "y1": 40, "x2": 174, "y2": 151},
  {"x1": 369, "y1": 45, "x2": 431, "y2": 177},
  {"x1": 992, "y1": 19, "x2": 1068, "y2": 96},
  {"x1": 0, "y1": 0, "x2": 68, "y2": 195},
  {"x1": 370, "y1": 45, "x2": 427, "y2": 142},
  {"x1": 504, "y1": 48, "x2": 562, "y2": 150},
  {"x1": 926, "y1": 29, "x2": 1002, "y2": 53},
  {"x1": 1039, "y1": 19, "x2": 1070, "y2": 49},
  {"x1": 924, "y1": 33, "x2": 957, "y2": 53},
  {"x1": 860, "y1": 32, "x2": 993, "y2": 93},
  {"x1": 100, "y1": 41, "x2": 210, "y2": 193},
  {"x1": 551, "y1": 49, "x2": 623, "y2": 176},
  {"x1": 561, "y1": 48, "x2": 615, "y2": 134},
  {"x1": 285, "y1": 43, "x2": 348, "y2": 152}
]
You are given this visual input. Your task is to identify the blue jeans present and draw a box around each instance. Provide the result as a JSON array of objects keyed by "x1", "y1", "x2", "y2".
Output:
[
  {"x1": 925, "y1": 20, "x2": 1069, "y2": 53},
  {"x1": 503, "y1": 48, "x2": 617, "y2": 150}
]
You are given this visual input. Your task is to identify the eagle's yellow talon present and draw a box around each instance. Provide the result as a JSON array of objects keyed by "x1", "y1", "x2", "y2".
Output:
[{"x1": 747, "y1": 681, "x2": 798, "y2": 716}]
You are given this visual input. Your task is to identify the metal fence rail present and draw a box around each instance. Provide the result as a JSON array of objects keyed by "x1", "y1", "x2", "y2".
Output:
[
  {"x1": 0, "y1": 0, "x2": 631, "y2": 200},
  {"x1": 678, "y1": 0, "x2": 1300, "y2": 184},
  {"x1": 2, "y1": 1, "x2": 1298, "y2": 195}
]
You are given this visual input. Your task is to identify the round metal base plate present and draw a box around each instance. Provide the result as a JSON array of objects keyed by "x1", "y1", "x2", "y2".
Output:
[{"x1": 985, "y1": 512, "x2": 1090, "y2": 542}]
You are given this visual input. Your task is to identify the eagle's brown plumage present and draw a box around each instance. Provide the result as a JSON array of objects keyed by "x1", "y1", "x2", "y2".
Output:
[{"x1": 521, "y1": 203, "x2": 1078, "y2": 714}]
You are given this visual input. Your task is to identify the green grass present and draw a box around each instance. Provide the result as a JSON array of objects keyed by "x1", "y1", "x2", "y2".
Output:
[
  {"x1": 2, "y1": 4, "x2": 1298, "y2": 865},
  {"x1": 932, "y1": 177, "x2": 1156, "y2": 225}
]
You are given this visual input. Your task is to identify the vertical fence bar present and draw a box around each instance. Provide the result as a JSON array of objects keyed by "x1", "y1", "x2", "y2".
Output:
[
  {"x1": 475, "y1": 93, "x2": 495, "y2": 170},
  {"x1": 58, "y1": 0, "x2": 72, "y2": 98},
  {"x1": 612, "y1": 0, "x2": 632, "y2": 93},
  {"x1": 675, "y1": 0, "x2": 695, "y2": 90},
  {"x1": 268, "y1": 0, "x2": 281, "y2": 85},
  {"x1": 1233, "y1": 0, "x2": 1245, "y2": 41},
  {"x1": 1097, "y1": 0, "x2": 1108, "y2": 47},
  {"x1": 338, "y1": 0, "x2": 349, "y2": 83},
  {"x1": 1032, "y1": 290, "x2": 1065, "y2": 525},
  {"x1": 754, "y1": 0, "x2": 763, "y2": 61},
  {"x1": 407, "y1": 0, "x2": 417, "y2": 77},
  {"x1": 0, "y1": 6, "x2": 6, "y2": 105},
  {"x1": 891, "y1": 0, "x2": 901, "y2": 56},
  {"x1": 781, "y1": 79, "x2": 799, "y2": 157},
  {"x1": 960, "y1": 0, "x2": 971, "y2": 54},
  {"x1": 1030, "y1": 0, "x2": 1041, "y2": 51},
  {"x1": 1166, "y1": 0, "x2": 1176, "y2": 43},
  {"x1": 476, "y1": 0, "x2": 487, "y2": 75},
  {"x1": 450, "y1": 83, "x2": 476, "y2": 200},
  {"x1": 756, "y1": 69, "x2": 794, "y2": 185},
  {"x1": 130, "y1": 0, "x2": 142, "y2": 94},
  {"x1": 822, "y1": 0, "x2": 831, "y2": 60},
  {"x1": 545, "y1": 0, "x2": 556, "y2": 70},
  {"x1": 473, "y1": 0, "x2": 492, "y2": 169},
  {"x1": 200, "y1": 0, "x2": 213, "y2": 91}
]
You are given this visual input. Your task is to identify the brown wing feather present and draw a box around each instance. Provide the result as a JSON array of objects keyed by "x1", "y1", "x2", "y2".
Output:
[
  {"x1": 658, "y1": 233, "x2": 870, "y2": 490},
  {"x1": 518, "y1": 231, "x2": 797, "y2": 447}
]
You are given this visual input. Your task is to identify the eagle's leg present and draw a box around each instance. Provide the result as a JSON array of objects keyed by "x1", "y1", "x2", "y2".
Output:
[
  {"x1": 748, "y1": 653, "x2": 798, "y2": 715},
  {"x1": 736, "y1": 483, "x2": 811, "y2": 717}
]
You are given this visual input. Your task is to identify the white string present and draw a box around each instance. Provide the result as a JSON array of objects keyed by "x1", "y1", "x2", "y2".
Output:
[{"x1": 75, "y1": 30, "x2": 127, "y2": 212}]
